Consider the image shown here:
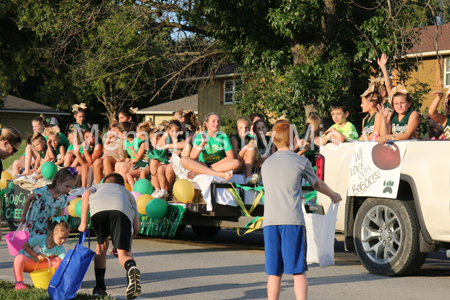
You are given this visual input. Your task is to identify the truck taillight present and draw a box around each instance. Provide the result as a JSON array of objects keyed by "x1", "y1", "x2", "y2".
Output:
[{"x1": 316, "y1": 154, "x2": 324, "y2": 181}]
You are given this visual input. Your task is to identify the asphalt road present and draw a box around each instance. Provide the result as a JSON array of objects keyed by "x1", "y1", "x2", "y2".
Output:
[{"x1": 1, "y1": 223, "x2": 450, "y2": 299}]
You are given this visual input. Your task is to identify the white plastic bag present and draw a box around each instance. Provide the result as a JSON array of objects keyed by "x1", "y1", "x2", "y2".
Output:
[{"x1": 303, "y1": 202, "x2": 339, "y2": 268}]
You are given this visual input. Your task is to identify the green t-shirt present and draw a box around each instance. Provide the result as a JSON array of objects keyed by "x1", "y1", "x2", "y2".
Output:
[
  {"x1": 44, "y1": 133, "x2": 70, "y2": 150},
  {"x1": 330, "y1": 122, "x2": 359, "y2": 141},
  {"x1": 193, "y1": 132, "x2": 233, "y2": 163},
  {"x1": 19, "y1": 234, "x2": 66, "y2": 261},
  {"x1": 125, "y1": 138, "x2": 143, "y2": 159}
]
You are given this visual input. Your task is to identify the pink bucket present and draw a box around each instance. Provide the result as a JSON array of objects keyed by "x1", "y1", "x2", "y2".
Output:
[{"x1": 5, "y1": 223, "x2": 30, "y2": 256}]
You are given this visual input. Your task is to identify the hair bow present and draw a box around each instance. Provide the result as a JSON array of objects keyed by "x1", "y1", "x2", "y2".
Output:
[
  {"x1": 269, "y1": 114, "x2": 288, "y2": 125},
  {"x1": 388, "y1": 84, "x2": 408, "y2": 101},
  {"x1": 183, "y1": 109, "x2": 193, "y2": 115},
  {"x1": 66, "y1": 167, "x2": 79, "y2": 176},
  {"x1": 129, "y1": 107, "x2": 138, "y2": 114},
  {"x1": 52, "y1": 216, "x2": 65, "y2": 223},
  {"x1": 369, "y1": 77, "x2": 385, "y2": 85},
  {"x1": 360, "y1": 84, "x2": 375, "y2": 97},
  {"x1": 44, "y1": 125, "x2": 61, "y2": 136},
  {"x1": 72, "y1": 103, "x2": 87, "y2": 112}
]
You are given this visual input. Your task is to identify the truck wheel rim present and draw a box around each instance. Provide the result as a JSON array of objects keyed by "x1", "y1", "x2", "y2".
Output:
[{"x1": 361, "y1": 205, "x2": 402, "y2": 264}]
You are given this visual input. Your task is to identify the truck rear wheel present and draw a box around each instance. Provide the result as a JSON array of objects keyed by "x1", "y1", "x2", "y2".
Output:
[
  {"x1": 191, "y1": 225, "x2": 221, "y2": 237},
  {"x1": 353, "y1": 198, "x2": 427, "y2": 276}
]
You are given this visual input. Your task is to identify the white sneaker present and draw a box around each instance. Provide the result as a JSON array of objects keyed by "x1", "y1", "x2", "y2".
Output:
[
  {"x1": 151, "y1": 189, "x2": 161, "y2": 198},
  {"x1": 245, "y1": 174, "x2": 259, "y2": 184},
  {"x1": 29, "y1": 172, "x2": 39, "y2": 178},
  {"x1": 22, "y1": 176, "x2": 37, "y2": 185},
  {"x1": 159, "y1": 189, "x2": 169, "y2": 200}
]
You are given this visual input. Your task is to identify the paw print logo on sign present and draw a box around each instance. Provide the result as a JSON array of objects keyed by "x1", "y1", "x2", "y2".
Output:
[{"x1": 383, "y1": 181, "x2": 394, "y2": 194}]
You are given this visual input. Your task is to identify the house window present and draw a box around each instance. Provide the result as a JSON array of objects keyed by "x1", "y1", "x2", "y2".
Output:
[
  {"x1": 445, "y1": 58, "x2": 450, "y2": 87},
  {"x1": 223, "y1": 80, "x2": 243, "y2": 104}
]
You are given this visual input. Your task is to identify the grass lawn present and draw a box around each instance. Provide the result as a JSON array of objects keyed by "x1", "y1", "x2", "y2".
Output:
[
  {"x1": 0, "y1": 281, "x2": 115, "y2": 299},
  {"x1": 3, "y1": 142, "x2": 27, "y2": 171}
]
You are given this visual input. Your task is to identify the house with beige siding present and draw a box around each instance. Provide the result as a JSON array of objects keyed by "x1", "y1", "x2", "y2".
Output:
[
  {"x1": 137, "y1": 94, "x2": 198, "y2": 124},
  {"x1": 403, "y1": 23, "x2": 450, "y2": 109},
  {"x1": 0, "y1": 95, "x2": 70, "y2": 138},
  {"x1": 182, "y1": 64, "x2": 242, "y2": 121}
]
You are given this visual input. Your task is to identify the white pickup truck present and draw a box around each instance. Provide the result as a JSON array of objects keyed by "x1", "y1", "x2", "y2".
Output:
[{"x1": 316, "y1": 140, "x2": 449, "y2": 276}]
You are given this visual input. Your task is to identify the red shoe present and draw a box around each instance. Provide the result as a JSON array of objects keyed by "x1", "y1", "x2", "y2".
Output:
[{"x1": 15, "y1": 281, "x2": 26, "y2": 290}]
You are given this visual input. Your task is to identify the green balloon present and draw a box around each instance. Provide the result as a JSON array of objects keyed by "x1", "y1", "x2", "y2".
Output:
[
  {"x1": 75, "y1": 200, "x2": 89, "y2": 218},
  {"x1": 133, "y1": 179, "x2": 153, "y2": 195},
  {"x1": 75, "y1": 200, "x2": 82, "y2": 218},
  {"x1": 145, "y1": 198, "x2": 168, "y2": 219},
  {"x1": 41, "y1": 162, "x2": 58, "y2": 180}
]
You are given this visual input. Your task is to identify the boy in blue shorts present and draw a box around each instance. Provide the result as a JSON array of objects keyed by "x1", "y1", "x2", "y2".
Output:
[
  {"x1": 78, "y1": 173, "x2": 140, "y2": 299},
  {"x1": 261, "y1": 121, "x2": 341, "y2": 300}
]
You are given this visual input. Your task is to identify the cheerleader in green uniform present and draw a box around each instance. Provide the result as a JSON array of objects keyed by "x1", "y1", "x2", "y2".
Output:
[
  {"x1": 359, "y1": 85, "x2": 383, "y2": 141},
  {"x1": 253, "y1": 119, "x2": 274, "y2": 181},
  {"x1": 230, "y1": 117, "x2": 258, "y2": 184},
  {"x1": 428, "y1": 90, "x2": 450, "y2": 139},
  {"x1": 151, "y1": 120, "x2": 188, "y2": 199},
  {"x1": 69, "y1": 103, "x2": 91, "y2": 132},
  {"x1": 126, "y1": 121, "x2": 153, "y2": 189},
  {"x1": 44, "y1": 129, "x2": 66, "y2": 167},
  {"x1": 376, "y1": 84, "x2": 420, "y2": 143},
  {"x1": 77, "y1": 128, "x2": 104, "y2": 188},
  {"x1": 115, "y1": 122, "x2": 143, "y2": 185}
]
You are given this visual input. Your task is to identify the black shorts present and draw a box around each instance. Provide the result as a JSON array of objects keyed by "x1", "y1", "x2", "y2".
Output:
[{"x1": 91, "y1": 211, "x2": 133, "y2": 251}]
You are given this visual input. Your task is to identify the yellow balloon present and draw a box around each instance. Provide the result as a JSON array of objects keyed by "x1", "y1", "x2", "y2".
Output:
[
  {"x1": 0, "y1": 171, "x2": 14, "y2": 189},
  {"x1": 68, "y1": 198, "x2": 81, "y2": 218},
  {"x1": 136, "y1": 194, "x2": 153, "y2": 215},
  {"x1": 173, "y1": 179, "x2": 195, "y2": 203},
  {"x1": 125, "y1": 183, "x2": 132, "y2": 191}
]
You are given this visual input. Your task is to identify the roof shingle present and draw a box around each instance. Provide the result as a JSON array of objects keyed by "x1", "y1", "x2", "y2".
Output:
[
  {"x1": 408, "y1": 23, "x2": 450, "y2": 54},
  {"x1": 137, "y1": 94, "x2": 198, "y2": 113},
  {"x1": 1, "y1": 95, "x2": 70, "y2": 115}
]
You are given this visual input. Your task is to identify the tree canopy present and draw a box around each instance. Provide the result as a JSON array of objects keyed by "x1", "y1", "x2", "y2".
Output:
[{"x1": 1, "y1": 0, "x2": 447, "y2": 129}]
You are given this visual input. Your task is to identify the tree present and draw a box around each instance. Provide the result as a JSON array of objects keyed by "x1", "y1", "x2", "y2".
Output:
[
  {"x1": 195, "y1": 0, "x2": 447, "y2": 130},
  {"x1": 8, "y1": 0, "x2": 448, "y2": 129},
  {"x1": 12, "y1": 0, "x2": 227, "y2": 122}
]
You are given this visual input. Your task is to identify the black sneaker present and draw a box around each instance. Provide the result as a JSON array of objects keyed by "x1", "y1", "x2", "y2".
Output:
[
  {"x1": 126, "y1": 266, "x2": 141, "y2": 299},
  {"x1": 93, "y1": 286, "x2": 107, "y2": 297}
]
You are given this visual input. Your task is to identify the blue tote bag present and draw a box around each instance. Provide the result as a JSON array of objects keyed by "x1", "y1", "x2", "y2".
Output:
[{"x1": 48, "y1": 230, "x2": 95, "y2": 300}]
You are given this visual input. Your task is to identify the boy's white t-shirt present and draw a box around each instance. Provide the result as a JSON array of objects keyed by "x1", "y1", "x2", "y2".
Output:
[
  {"x1": 88, "y1": 183, "x2": 138, "y2": 223},
  {"x1": 261, "y1": 150, "x2": 318, "y2": 227}
]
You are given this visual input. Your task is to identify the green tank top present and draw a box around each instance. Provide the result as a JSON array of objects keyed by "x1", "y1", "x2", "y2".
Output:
[
  {"x1": 52, "y1": 145, "x2": 61, "y2": 157},
  {"x1": 363, "y1": 113, "x2": 377, "y2": 136},
  {"x1": 391, "y1": 110, "x2": 418, "y2": 138},
  {"x1": 39, "y1": 145, "x2": 47, "y2": 159},
  {"x1": 231, "y1": 134, "x2": 253, "y2": 151},
  {"x1": 165, "y1": 134, "x2": 185, "y2": 145},
  {"x1": 257, "y1": 135, "x2": 271, "y2": 157}
]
